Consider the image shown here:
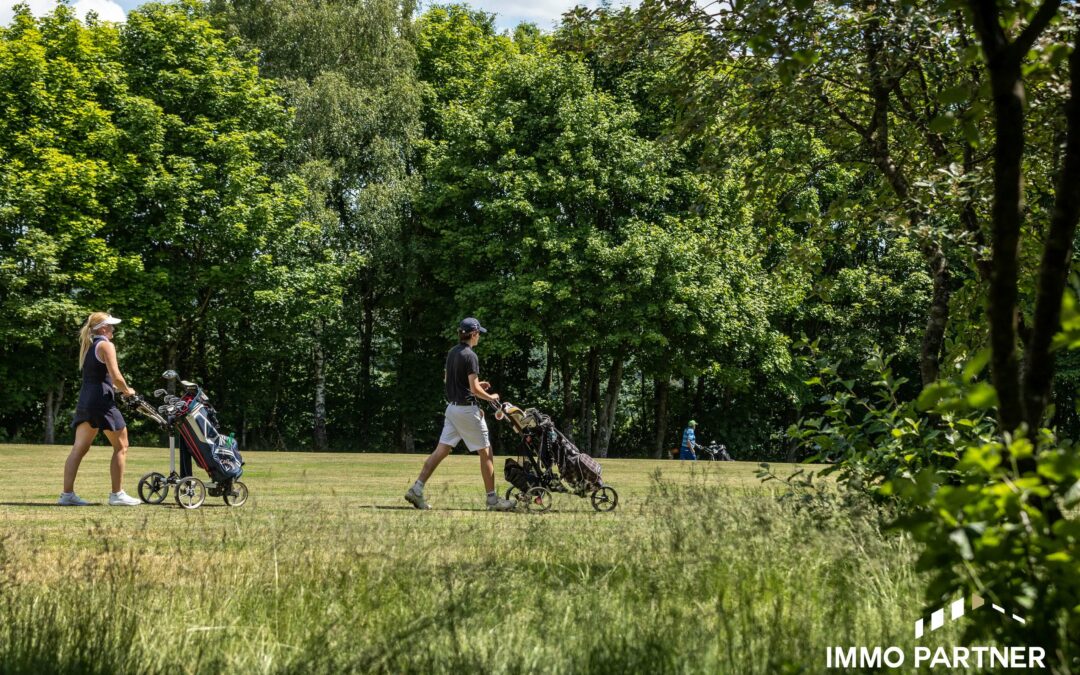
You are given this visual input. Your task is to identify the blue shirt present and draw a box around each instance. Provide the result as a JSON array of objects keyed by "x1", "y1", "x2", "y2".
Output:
[{"x1": 681, "y1": 427, "x2": 696, "y2": 449}]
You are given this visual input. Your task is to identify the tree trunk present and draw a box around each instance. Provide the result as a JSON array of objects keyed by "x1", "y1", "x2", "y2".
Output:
[
  {"x1": 313, "y1": 321, "x2": 328, "y2": 452},
  {"x1": 861, "y1": 11, "x2": 951, "y2": 388},
  {"x1": 640, "y1": 369, "x2": 648, "y2": 452},
  {"x1": 540, "y1": 342, "x2": 553, "y2": 394},
  {"x1": 652, "y1": 377, "x2": 669, "y2": 458},
  {"x1": 589, "y1": 357, "x2": 601, "y2": 448},
  {"x1": 559, "y1": 351, "x2": 575, "y2": 439},
  {"x1": 969, "y1": 0, "x2": 1036, "y2": 432},
  {"x1": 595, "y1": 355, "x2": 625, "y2": 458},
  {"x1": 44, "y1": 388, "x2": 55, "y2": 444},
  {"x1": 1022, "y1": 34, "x2": 1080, "y2": 430},
  {"x1": 360, "y1": 294, "x2": 375, "y2": 433},
  {"x1": 920, "y1": 243, "x2": 950, "y2": 384},
  {"x1": 983, "y1": 59, "x2": 1026, "y2": 431},
  {"x1": 580, "y1": 349, "x2": 598, "y2": 450},
  {"x1": 692, "y1": 374, "x2": 705, "y2": 421}
]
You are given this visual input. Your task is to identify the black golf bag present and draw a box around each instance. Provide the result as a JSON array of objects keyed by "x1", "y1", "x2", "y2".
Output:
[
  {"x1": 503, "y1": 457, "x2": 535, "y2": 492},
  {"x1": 175, "y1": 393, "x2": 243, "y2": 482}
]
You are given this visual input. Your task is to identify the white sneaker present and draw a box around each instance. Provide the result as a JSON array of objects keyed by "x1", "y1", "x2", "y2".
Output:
[
  {"x1": 108, "y1": 490, "x2": 141, "y2": 506},
  {"x1": 405, "y1": 486, "x2": 431, "y2": 510},
  {"x1": 486, "y1": 497, "x2": 517, "y2": 512},
  {"x1": 58, "y1": 492, "x2": 91, "y2": 506}
]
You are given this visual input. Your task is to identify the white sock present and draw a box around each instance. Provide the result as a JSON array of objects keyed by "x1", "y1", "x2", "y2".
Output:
[
  {"x1": 486, "y1": 490, "x2": 497, "y2": 503},
  {"x1": 61, "y1": 491, "x2": 73, "y2": 497},
  {"x1": 412, "y1": 480, "x2": 425, "y2": 493}
]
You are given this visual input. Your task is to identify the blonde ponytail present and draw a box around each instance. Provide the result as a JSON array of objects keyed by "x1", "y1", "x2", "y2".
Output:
[{"x1": 78, "y1": 311, "x2": 111, "y2": 369}]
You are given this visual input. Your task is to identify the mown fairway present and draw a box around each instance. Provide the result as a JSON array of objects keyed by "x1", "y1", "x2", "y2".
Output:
[{"x1": 0, "y1": 445, "x2": 964, "y2": 674}]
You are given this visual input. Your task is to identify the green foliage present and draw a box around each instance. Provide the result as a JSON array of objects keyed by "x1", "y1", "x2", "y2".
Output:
[
  {"x1": 889, "y1": 428, "x2": 1080, "y2": 660},
  {"x1": 786, "y1": 339, "x2": 1080, "y2": 662},
  {"x1": 0, "y1": 2, "x2": 305, "y2": 443},
  {"x1": 0, "y1": 1, "x2": 1073, "y2": 468},
  {"x1": 0, "y1": 5, "x2": 134, "y2": 417},
  {"x1": 212, "y1": 0, "x2": 424, "y2": 449},
  {"x1": 416, "y1": 36, "x2": 791, "y2": 453},
  {"x1": 787, "y1": 342, "x2": 996, "y2": 482}
]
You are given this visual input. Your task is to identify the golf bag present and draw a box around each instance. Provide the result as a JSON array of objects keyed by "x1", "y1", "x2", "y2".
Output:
[
  {"x1": 562, "y1": 452, "x2": 603, "y2": 485},
  {"x1": 503, "y1": 457, "x2": 535, "y2": 492},
  {"x1": 175, "y1": 395, "x2": 243, "y2": 482}
]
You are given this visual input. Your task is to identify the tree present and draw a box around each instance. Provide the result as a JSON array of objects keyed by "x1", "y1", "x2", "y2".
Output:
[
  {"x1": 107, "y1": 0, "x2": 304, "y2": 443},
  {"x1": 587, "y1": 0, "x2": 1017, "y2": 388},
  {"x1": 213, "y1": 0, "x2": 423, "y2": 450},
  {"x1": 965, "y1": 0, "x2": 1080, "y2": 436},
  {"x1": 0, "y1": 6, "x2": 136, "y2": 442},
  {"x1": 421, "y1": 46, "x2": 786, "y2": 456}
]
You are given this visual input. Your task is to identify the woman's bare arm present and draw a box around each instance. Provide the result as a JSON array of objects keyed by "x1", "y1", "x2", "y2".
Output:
[{"x1": 96, "y1": 341, "x2": 134, "y2": 396}]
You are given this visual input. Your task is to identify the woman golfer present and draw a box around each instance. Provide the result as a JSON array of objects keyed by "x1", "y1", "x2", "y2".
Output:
[
  {"x1": 58, "y1": 312, "x2": 141, "y2": 506},
  {"x1": 405, "y1": 317, "x2": 516, "y2": 511}
]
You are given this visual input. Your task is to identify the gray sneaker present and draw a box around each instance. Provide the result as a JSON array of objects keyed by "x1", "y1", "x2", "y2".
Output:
[
  {"x1": 486, "y1": 497, "x2": 517, "y2": 512},
  {"x1": 405, "y1": 486, "x2": 430, "y2": 510},
  {"x1": 58, "y1": 492, "x2": 91, "y2": 506}
]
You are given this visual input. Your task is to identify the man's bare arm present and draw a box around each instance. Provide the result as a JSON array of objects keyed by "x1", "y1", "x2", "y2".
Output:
[{"x1": 469, "y1": 374, "x2": 499, "y2": 403}]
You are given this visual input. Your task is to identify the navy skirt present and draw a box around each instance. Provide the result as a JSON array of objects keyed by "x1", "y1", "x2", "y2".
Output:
[{"x1": 71, "y1": 406, "x2": 126, "y2": 431}]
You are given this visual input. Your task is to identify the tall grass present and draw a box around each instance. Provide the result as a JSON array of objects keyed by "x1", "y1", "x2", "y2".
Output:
[{"x1": 0, "y1": 464, "x2": 962, "y2": 674}]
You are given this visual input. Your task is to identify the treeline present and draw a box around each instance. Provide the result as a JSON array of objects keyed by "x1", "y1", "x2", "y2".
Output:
[{"x1": 0, "y1": 0, "x2": 1075, "y2": 456}]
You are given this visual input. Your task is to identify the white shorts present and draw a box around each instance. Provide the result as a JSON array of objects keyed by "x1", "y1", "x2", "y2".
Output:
[{"x1": 438, "y1": 403, "x2": 490, "y2": 452}]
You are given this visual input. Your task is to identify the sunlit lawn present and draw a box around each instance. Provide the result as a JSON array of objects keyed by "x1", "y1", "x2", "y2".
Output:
[{"x1": 0, "y1": 445, "x2": 960, "y2": 674}]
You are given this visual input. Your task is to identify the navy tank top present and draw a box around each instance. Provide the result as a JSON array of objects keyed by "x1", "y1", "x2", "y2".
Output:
[{"x1": 76, "y1": 335, "x2": 116, "y2": 412}]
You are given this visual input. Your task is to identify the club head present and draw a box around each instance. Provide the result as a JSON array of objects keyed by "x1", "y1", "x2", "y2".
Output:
[
  {"x1": 153, "y1": 389, "x2": 168, "y2": 398},
  {"x1": 161, "y1": 370, "x2": 178, "y2": 381}
]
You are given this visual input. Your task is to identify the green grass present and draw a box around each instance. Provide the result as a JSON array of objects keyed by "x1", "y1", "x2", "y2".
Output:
[{"x1": 0, "y1": 444, "x2": 964, "y2": 673}]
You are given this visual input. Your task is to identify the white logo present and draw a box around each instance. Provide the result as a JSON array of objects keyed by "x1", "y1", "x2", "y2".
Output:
[
  {"x1": 915, "y1": 593, "x2": 1026, "y2": 638},
  {"x1": 825, "y1": 595, "x2": 1046, "y2": 670}
]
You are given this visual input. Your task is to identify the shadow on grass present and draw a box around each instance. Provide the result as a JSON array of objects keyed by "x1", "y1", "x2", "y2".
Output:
[
  {"x1": 367, "y1": 504, "x2": 586, "y2": 515},
  {"x1": 0, "y1": 502, "x2": 92, "y2": 507},
  {"x1": 0, "y1": 502, "x2": 231, "y2": 509},
  {"x1": 368, "y1": 504, "x2": 500, "y2": 513}
]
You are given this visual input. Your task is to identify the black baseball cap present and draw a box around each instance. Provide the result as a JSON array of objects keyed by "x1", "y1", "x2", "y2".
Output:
[{"x1": 459, "y1": 317, "x2": 487, "y2": 334}]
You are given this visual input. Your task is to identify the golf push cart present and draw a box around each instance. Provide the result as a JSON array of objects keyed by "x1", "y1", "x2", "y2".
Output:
[
  {"x1": 695, "y1": 440, "x2": 733, "y2": 461},
  {"x1": 123, "y1": 370, "x2": 247, "y2": 509},
  {"x1": 489, "y1": 399, "x2": 619, "y2": 513}
]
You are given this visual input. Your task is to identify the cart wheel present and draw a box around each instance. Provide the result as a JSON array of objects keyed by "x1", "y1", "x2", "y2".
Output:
[
  {"x1": 524, "y1": 486, "x2": 553, "y2": 513},
  {"x1": 590, "y1": 486, "x2": 618, "y2": 512},
  {"x1": 174, "y1": 476, "x2": 205, "y2": 509},
  {"x1": 505, "y1": 486, "x2": 523, "y2": 502},
  {"x1": 137, "y1": 472, "x2": 169, "y2": 504},
  {"x1": 223, "y1": 481, "x2": 248, "y2": 507}
]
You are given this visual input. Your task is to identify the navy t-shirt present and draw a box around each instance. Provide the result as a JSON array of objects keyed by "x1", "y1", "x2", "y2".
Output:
[{"x1": 445, "y1": 343, "x2": 480, "y2": 404}]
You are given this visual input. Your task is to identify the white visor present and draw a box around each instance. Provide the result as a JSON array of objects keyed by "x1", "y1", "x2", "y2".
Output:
[{"x1": 92, "y1": 316, "x2": 122, "y2": 330}]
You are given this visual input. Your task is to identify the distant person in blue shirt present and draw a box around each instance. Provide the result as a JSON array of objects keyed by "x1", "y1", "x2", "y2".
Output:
[{"x1": 680, "y1": 420, "x2": 698, "y2": 460}]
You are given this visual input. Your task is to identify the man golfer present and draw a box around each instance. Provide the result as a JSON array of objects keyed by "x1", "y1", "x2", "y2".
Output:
[
  {"x1": 680, "y1": 420, "x2": 698, "y2": 460},
  {"x1": 405, "y1": 317, "x2": 516, "y2": 511}
]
